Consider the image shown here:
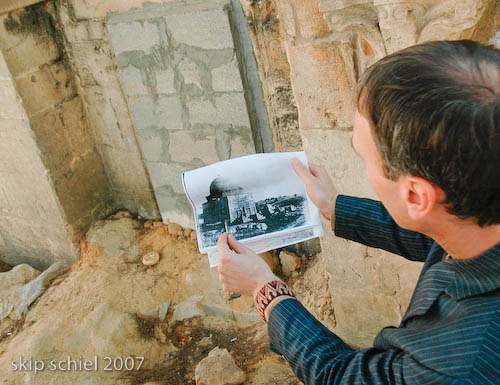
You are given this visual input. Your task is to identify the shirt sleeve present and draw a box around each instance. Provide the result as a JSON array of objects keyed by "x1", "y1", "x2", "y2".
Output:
[
  {"x1": 334, "y1": 195, "x2": 434, "y2": 262},
  {"x1": 268, "y1": 299, "x2": 464, "y2": 385}
]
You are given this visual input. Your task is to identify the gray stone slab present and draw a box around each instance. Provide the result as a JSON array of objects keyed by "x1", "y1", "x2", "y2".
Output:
[
  {"x1": 187, "y1": 93, "x2": 251, "y2": 127},
  {"x1": 130, "y1": 95, "x2": 184, "y2": 130},
  {"x1": 165, "y1": 8, "x2": 233, "y2": 50},
  {"x1": 107, "y1": 21, "x2": 160, "y2": 54},
  {"x1": 212, "y1": 58, "x2": 244, "y2": 92}
]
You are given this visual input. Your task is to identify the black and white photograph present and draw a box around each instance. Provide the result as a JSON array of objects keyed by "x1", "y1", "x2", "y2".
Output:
[{"x1": 182, "y1": 152, "x2": 323, "y2": 257}]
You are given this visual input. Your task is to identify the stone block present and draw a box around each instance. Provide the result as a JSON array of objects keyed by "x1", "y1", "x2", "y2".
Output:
[
  {"x1": 30, "y1": 108, "x2": 71, "y2": 174},
  {"x1": 301, "y1": 129, "x2": 376, "y2": 199},
  {"x1": 286, "y1": 41, "x2": 357, "y2": 129},
  {"x1": 107, "y1": 21, "x2": 160, "y2": 54},
  {"x1": 60, "y1": 97, "x2": 95, "y2": 154},
  {"x1": 188, "y1": 94, "x2": 250, "y2": 127},
  {"x1": 87, "y1": 21, "x2": 105, "y2": 40},
  {"x1": 164, "y1": 8, "x2": 233, "y2": 50},
  {"x1": 211, "y1": 58, "x2": 243, "y2": 92},
  {"x1": 169, "y1": 130, "x2": 219, "y2": 165},
  {"x1": 0, "y1": 34, "x2": 59, "y2": 77},
  {"x1": 147, "y1": 162, "x2": 191, "y2": 194},
  {"x1": 0, "y1": 79, "x2": 25, "y2": 120},
  {"x1": 69, "y1": 0, "x2": 92, "y2": 19},
  {"x1": 130, "y1": 95, "x2": 184, "y2": 130},
  {"x1": 178, "y1": 58, "x2": 202, "y2": 90},
  {"x1": 15, "y1": 62, "x2": 75, "y2": 116},
  {"x1": 155, "y1": 68, "x2": 176, "y2": 94}
]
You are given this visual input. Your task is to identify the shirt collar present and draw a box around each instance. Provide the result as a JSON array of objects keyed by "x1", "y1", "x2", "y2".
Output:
[{"x1": 444, "y1": 241, "x2": 500, "y2": 300}]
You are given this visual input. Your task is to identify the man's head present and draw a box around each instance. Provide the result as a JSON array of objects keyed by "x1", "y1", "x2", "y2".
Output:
[{"x1": 354, "y1": 40, "x2": 500, "y2": 228}]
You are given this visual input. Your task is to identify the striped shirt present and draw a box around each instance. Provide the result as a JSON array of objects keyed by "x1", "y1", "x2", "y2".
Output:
[{"x1": 268, "y1": 195, "x2": 500, "y2": 384}]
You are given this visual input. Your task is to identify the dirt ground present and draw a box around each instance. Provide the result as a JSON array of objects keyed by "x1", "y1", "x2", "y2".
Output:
[{"x1": 0, "y1": 211, "x2": 334, "y2": 385}]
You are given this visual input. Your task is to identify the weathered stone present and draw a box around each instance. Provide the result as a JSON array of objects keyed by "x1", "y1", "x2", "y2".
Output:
[
  {"x1": 178, "y1": 58, "x2": 202, "y2": 90},
  {"x1": 188, "y1": 94, "x2": 251, "y2": 127},
  {"x1": 15, "y1": 62, "x2": 75, "y2": 116},
  {"x1": 259, "y1": 252, "x2": 279, "y2": 273},
  {"x1": 60, "y1": 97, "x2": 95, "y2": 154},
  {"x1": 86, "y1": 217, "x2": 140, "y2": 257},
  {"x1": 0, "y1": 262, "x2": 66, "y2": 321},
  {"x1": 279, "y1": 251, "x2": 301, "y2": 276},
  {"x1": 169, "y1": 130, "x2": 219, "y2": 165},
  {"x1": 107, "y1": 21, "x2": 160, "y2": 54},
  {"x1": 165, "y1": 8, "x2": 234, "y2": 50},
  {"x1": 172, "y1": 295, "x2": 204, "y2": 322},
  {"x1": 195, "y1": 347, "x2": 245, "y2": 385},
  {"x1": 211, "y1": 59, "x2": 243, "y2": 92}
]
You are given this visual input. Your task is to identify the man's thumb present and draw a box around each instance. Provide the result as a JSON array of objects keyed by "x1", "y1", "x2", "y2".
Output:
[
  {"x1": 227, "y1": 234, "x2": 250, "y2": 254},
  {"x1": 291, "y1": 158, "x2": 312, "y2": 183}
]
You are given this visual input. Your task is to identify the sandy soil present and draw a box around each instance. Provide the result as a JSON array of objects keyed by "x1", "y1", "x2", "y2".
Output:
[{"x1": 0, "y1": 211, "x2": 334, "y2": 385}]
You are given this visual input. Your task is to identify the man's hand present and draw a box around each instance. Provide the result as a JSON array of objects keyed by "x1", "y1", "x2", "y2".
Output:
[
  {"x1": 291, "y1": 158, "x2": 338, "y2": 220},
  {"x1": 217, "y1": 233, "x2": 277, "y2": 297}
]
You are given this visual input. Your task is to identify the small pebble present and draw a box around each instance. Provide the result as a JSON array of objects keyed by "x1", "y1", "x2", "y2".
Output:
[{"x1": 142, "y1": 251, "x2": 160, "y2": 266}]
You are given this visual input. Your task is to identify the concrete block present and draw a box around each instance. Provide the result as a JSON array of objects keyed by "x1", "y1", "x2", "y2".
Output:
[
  {"x1": 178, "y1": 58, "x2": 202, "y2": 90},
  {"x1": 120, "y1": 65, "x2": 145, "y2": 96},
  {"x1": 15, "y1": 62, "x2": 75, "y2": 116},
  {"x1": 155, "y1": 68, "x2": 176, "y2": 94},
  {"x1": 137, "y1": 133, "x2": 163, "y2": 162},
  {"x1": 188, "y1": 93, "x2": 250, "y2": 127},
  {"x1": 211, "y1": 59, "x2": 243, "y2": 92},
  {"x1": 228, "y1": 132, "x2": 255, "y2": 159},
  {"x1": 164, "y1": 8, "x2": 234, "y2": 50},
  {"x1": 147, "y1": 162, "x2": 192, "y2": 194},
  {"x1": 169, "y1": 130, "x2": 219, "y2": 165},
  {"x1": 130, "y1": 95, "x2": 184, "y2": 130},
  {"x1": 107, "y1": 21, "x2": 160, "y2": 55}
]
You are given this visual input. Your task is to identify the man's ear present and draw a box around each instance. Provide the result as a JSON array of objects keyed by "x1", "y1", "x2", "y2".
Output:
[{"x1": 403, "y1": 176, "x2": 439, "y2": 220}]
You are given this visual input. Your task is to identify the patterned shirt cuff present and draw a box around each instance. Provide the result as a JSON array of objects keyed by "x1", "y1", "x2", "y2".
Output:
[{"x1": 254, "y1": 279, "x2": 296, "y2": 322}]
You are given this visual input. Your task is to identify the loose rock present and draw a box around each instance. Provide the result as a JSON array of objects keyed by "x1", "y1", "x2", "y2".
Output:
[
  {"x1": 195, "y1": 347, "x2": 246, "y2": 385},
  {"x1": 142, "y1": 251, "x2": 160, "y2": 266},
  {"x1": 279, "y1": 251, "x2": 301, "y2": 276}
]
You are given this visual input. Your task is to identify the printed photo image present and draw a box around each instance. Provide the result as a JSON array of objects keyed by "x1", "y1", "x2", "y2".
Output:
[{"x1": 182, "y1": 152, "x2": 322, "y2": 255}]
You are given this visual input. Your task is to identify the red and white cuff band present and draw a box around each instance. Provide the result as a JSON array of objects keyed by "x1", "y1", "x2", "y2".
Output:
[{"x1": 254, "y1": 280, "x2": 296, "y2": 322}]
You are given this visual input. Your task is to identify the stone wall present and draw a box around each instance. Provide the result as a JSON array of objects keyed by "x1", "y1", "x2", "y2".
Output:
[
  {"x1": 271, "y1": 0, "x2": 499, "y2": 347},
  {"x1": 106, "y1": 0, "x2": 259, "y2": 228},
  {"x1": 0, "y1": 47, "x2": 78, "y2": 270}
]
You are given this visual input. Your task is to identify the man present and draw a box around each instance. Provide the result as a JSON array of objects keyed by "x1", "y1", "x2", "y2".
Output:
[{"x1": 216, "y1": 40, "x2": 500, "y2": 384}]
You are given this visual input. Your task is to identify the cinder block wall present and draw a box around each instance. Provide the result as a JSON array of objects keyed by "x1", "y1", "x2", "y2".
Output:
[{"x1": 106, "y1": 0, "x2": 258, "y2": 228}]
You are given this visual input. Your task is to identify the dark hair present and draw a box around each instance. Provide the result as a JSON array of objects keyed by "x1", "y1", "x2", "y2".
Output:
[{"x1": 357, "y1": 40, "x2": 500, "y2": 227}]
